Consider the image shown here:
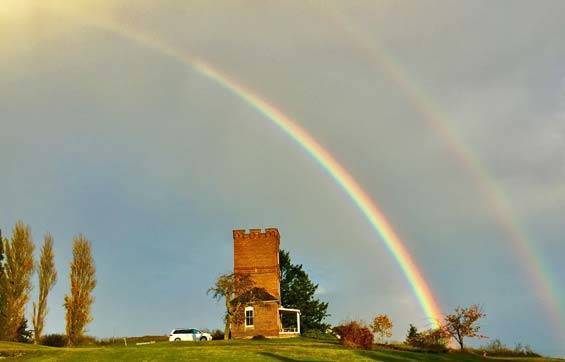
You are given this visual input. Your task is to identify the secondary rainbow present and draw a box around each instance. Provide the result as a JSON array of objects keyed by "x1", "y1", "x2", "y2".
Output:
[
  {"x1": 319, "y1": 4, "x2": 564, "y2": 336},
  {"x1": 48, "y1": 5, "x2": 444, "y2": 326}
]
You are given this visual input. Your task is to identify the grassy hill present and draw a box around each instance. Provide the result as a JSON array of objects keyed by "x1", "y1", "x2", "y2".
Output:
[{"x1": 0, "y1": 338, "x2": 562, "y2": 361}]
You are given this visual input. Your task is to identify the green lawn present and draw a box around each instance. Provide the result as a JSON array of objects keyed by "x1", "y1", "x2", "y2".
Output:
[{"x1": 0, "y1": 338, "x2": 562, "y2": 361}]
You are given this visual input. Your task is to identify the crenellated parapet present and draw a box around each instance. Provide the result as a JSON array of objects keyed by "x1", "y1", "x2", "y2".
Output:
[{"x1": 233, "y1": 228, "x2": 280, "y2": 240}]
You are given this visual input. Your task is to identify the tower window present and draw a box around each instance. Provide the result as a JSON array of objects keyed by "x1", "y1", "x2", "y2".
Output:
[{"x1": 245, "y1": 306, "x2": 254, "y2": 327}]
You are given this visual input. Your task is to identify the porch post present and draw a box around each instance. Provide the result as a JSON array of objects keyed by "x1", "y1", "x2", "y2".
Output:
[{"x1": 297, "y1": 312, "x2": 301, "y2": 334}]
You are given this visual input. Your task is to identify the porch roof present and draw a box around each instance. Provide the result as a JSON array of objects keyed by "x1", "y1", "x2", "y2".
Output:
[{"x1": 279, "y1": 307, "x2": 300, "y2": 313}]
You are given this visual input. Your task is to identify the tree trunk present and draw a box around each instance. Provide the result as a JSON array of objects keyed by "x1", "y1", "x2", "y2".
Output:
[
  {"x1": 224, "y1": 298, "x2": 231, "y2": 340},
  {"x1": 224, "y1": 319, "x2": 230, "y2": 340}
]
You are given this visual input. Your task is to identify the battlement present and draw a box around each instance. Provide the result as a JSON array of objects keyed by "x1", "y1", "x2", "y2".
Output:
[{"x1": 233, "y1": 228, "x2": 280, "y2": 240}]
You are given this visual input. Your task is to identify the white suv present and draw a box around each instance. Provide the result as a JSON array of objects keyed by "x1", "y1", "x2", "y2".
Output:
[{"x1": 169, "y1": 328, "x2": 212, "y2": 342}]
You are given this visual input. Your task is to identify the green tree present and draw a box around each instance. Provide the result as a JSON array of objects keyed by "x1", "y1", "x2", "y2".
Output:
[
  {"x1": 16, "y1": 318, "x2": 33, "y2": 343},
  {"x1": 279, "y1": 250, "x2": 329, "y2": 333},
  {"x1": 405, "y1": 324, "x2": 418, "y2": 345}
]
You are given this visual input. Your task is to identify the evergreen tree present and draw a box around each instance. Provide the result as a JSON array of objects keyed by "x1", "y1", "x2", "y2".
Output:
[
  {"x1": 16, "y1": 318, "x2": 33, "y2": 343},
  {"x1": 279, "y1": 250, "x2": 329, "y2": 333},
  {"x1": 405, "y1": 324, "x2": 418, "y2": 345}
]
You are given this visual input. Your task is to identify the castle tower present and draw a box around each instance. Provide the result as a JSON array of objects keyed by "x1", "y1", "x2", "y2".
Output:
[
  {"x1": 231, "y1": 228, "x2": 287, "y2": 338},
  {"x1": 233, "y1": 228, "x2": 281, "y2": 300}
]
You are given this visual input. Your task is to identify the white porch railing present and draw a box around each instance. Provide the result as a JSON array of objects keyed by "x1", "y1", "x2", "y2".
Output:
[{"x1": 280, "y1": 327, "x2": 298, "y2": 333}]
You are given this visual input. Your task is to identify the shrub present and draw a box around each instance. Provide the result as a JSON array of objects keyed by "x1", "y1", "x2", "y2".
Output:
[
  {"x1": 210, "y1": 329, "x2": 224, "y2": 340},
  {"x1": 41, "y1": 334, "x2": 67, "y2": 347},
  {"x1": 251, "y1": 335, "x2": 267, "y2": 340},
  {"x1": 96, "y1": 337, "x2": 118, "y2": 346},
  {"x1": 479, "y1": 339, "x2": 540, "y2": 357},
  {"x1": 406, "y1": 327, "x2": 449, "y2": 352},
  {"x1": 333, "y1": 321, "x2": 373, "y2": 350},
  {"x1": 303, "y1": 329, "x2": 337, "y2": 340},
  {"x1": 78, "y1": 335, "x2": 97, "y2": 345}
]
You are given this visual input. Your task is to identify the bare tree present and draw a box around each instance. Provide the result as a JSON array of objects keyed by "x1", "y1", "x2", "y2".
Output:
[
  {"x1": 443, "y1": 304, "x2": 486, "y2": 350},
  {"x1": 32, "y1": 233, "x2": 58, "y2": 343},
  {"x1": 2, "y1": 221, "x2": 35, "y2": 341},
  {"x1": 207, "y1": 273, "x2": 258, "y2": 340},
  {"x1": 64, "y1": 235, "x2": 96, "y2": 346}
]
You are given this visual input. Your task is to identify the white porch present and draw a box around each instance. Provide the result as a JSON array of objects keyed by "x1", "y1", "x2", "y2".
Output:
[{"x1": 279, "y1": 307, "x2": 301, "y2": 335}]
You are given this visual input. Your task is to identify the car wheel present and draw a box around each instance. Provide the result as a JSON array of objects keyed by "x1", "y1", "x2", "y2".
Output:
[
  {"x1": 200, "y1": 336, "x2": 207, "y2": 341},
  {"x1": 174, "y1": 338, "x2": 181, "y2": 342}
]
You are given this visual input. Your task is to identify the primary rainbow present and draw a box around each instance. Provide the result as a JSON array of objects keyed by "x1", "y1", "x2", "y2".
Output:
[
  {"x1": 47, "y1": 5, "x2": 444, "y2": 326},
  {"x1": 196, "y1": 61, "x2": 443, "y2": 326}
]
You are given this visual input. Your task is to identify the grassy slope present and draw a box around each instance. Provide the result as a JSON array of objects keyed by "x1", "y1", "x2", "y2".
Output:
[{"x1": 1, "y1": 339, "x2": 562, "y2": 362}]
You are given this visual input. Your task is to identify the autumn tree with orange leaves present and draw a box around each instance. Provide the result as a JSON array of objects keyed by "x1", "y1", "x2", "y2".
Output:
[
  {"x1": 371, "y1": 314, "x2": 393, "y2": 343},
  {"x1": 32, "y1": 233, "x2": 58, "y2": 343},
  {"x1": 208, "y1": 273, "x2": 262, "y2": 340},
  {"x1": 443, "y1": 304, "x2": 486, "y2": 350},
  {"x1": 64, "y1": 235, "x2": 96, "y2": 346}
]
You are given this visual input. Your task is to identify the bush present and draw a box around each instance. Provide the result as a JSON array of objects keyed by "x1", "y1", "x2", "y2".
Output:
[
  {"x1": 479, "y1": 339, "x2": 540, "y2": 357},
  {"x1": 78, "y1": 335, "x2": 97, "y2": 345},
  {"x1": 96, "y1": 337, "x2": 118, "y2": 346},
  {"x1": 251, "y1": 335, "x2": 267, "y2": 340},
  {"x1": 210, "y1": 329, "x2": 224, "y2": 340},
  {"x1": 333, "y1": 321, "x2": 373, "y2": 350},
  {"x1": 302, "y1": 329, "x2": 337, "y2": 340},
  {"x1": 41, "y1": 334, "x2": 67, "y2": 347},
  {"x1": 406, "y1": 328, "x2": 448, "y2": 352}
]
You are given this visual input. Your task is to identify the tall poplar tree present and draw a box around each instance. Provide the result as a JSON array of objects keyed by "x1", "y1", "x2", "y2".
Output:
[
  {"x1": 64, "y1": 235, "x2": 96, "y2": 346},
  {"x1": 2, "y1": 222, "x2": 35, "y2": 341},
  {"x1": 32, "y1": 233, "x2": 58, "y2": 343}
]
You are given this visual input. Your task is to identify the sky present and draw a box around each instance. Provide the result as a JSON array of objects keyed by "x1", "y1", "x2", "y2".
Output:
[{"x1": 1, "y1": 0, "x2": 564, "y2": 356}]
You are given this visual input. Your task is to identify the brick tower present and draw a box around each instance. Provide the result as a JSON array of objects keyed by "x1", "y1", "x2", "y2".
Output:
[
  {"x1": 231, "y1": 228, "x2": 281, "y2": 338},
  {"x1": 231, "y1": 228, "x2": 300, "y2": 338}
]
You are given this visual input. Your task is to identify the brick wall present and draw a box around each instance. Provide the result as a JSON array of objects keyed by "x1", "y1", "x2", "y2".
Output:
[
  {"x1": 233, "y1": 228, "x2": 280, "y2": 299},
  {"x1": 231, "y1": 302, "x2": 280, "y2": 338}
]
